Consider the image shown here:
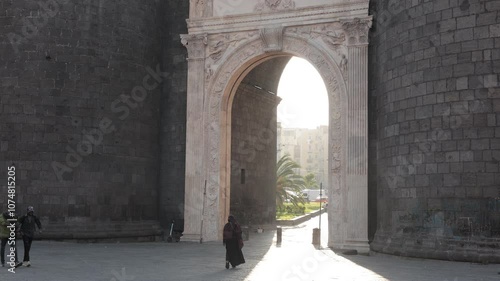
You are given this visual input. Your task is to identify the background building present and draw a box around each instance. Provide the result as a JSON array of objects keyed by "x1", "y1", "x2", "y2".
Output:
[{"x1": 278, "y1": 125, "x2": 329, "y2": 188}]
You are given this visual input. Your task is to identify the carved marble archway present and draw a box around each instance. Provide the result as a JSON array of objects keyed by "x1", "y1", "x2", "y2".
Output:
[{"x1": 182, "y1": 1, "x2": 372, "y2": 253}]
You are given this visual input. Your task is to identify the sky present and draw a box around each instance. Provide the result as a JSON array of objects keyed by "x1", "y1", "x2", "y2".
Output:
[{"x1": 277, "y1": 57, "x2": 329, "y2": 129}]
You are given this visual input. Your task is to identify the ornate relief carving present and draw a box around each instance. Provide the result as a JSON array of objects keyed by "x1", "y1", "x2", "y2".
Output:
[
  {"x1": 205, "y1": 0, "x2": 213, "y2": 17},
  {"x1": 202, "y1": 41, "x2": 264, "y2": 238},
  {"x1": 260, "y1": 27, "x2": 284, "y2": 52},
  {"x1": 181, "y1": 34, "x2": 208, "y2": 61},
  {"x1": 339, "y1": 55, "x2": 348, "y2": 81},
  {"x1": 205, "y1": 32, "x2": 259, "y2": 82},
  {"x1": 342, "y1": 18, "x2": 373, "y2": 46},
  {"x1": 255, "y1": 0, "x2": 296, "y2": 12},
  {"x1": 207, "y1": 32, "x2": 258, "y2": 63},
  {"x1": 285, "y1": 23, "x2": 347, "y2": 81},
  {"x1": 195, "y1": 0, "x2": 205, "y2": 17},
  {"x1": 285, "y1": 23, "x2": 344, "y2": 45},
  {"x1": 191, "y1": 0, "x2": 212, "y2": 18}
]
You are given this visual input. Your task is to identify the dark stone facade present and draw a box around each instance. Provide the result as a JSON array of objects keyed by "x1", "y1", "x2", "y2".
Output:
[
  {"x1": 369, "y1": 0, "x2": 500, "y2": 261},
  {"x1": 0, "y1": 0, "x2": 188, "y2": 239},
  {"x1": 158, "y1": 0, "x2": 189, "y2": 229}
]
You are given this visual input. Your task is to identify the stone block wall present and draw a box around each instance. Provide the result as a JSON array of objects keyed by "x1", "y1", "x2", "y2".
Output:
[
  {"x1": 0, "y1": 0, "x2": 164, "y2": 239},
  {"x1": 230, "y1": 82, "x2": 279, "y2": 226},
  {"x1": 158, "y1": 1, "x2": 189, "y2": 228},
  {"x1": 369, "y1": 0, "x2": 500, "y2": 261}
]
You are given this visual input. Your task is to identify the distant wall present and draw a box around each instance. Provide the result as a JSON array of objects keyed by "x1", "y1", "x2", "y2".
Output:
[{"x1": 230, "y1": 82, "x2": 279, "y2": 225}]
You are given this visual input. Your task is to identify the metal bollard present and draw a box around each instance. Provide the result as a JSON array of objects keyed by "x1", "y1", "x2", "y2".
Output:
[
  {"x1": 312, "y1": 228, "x2": 320, "y2": 245},
  {"x1": 277, "y1": 227, "x2": 282, "y2": 244},
  {"x1": 242, "y1": 226, "x2": 250, "y2": 241}
]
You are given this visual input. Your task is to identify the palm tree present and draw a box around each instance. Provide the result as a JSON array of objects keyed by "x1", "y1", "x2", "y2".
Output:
[
  {"x1": 304, "y1": 173, "x2": 318, "y2": 189},
  {"x1": 276, "y1": 154, "x2": 306, "y2": 208}
]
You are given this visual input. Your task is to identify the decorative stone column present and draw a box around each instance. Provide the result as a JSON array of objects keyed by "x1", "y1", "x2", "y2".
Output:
[
  {"x1": 342, "y1": 18, "x2": 372, "y2": 253},
  {"x1": 181, "y1": 34, "x2": 208, "y2": 242}
]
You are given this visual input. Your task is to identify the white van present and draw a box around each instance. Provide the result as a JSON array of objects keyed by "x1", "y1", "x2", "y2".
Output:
[{"x1": 302, "y1": 189, "x2": 328, "y2": 202}]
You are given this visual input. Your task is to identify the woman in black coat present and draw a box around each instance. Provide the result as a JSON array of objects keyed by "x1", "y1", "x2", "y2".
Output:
[{"x1": 222, "y1": 215, "x2": 245, "y2": 269}]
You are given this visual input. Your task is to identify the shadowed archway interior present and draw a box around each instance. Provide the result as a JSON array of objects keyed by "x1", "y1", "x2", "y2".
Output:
[{"x1": 229, "y1": 57, "x2": 291, "y2": 226}]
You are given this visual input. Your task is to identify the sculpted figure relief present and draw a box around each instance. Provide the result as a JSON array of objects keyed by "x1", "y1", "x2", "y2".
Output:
[
  {"x1": 208, "y1": 32, "x2": 258, "y2": 63},
  {"x1": 339, "y1": 55, "x2": 348, "y2": 80},
  {"x1": 192, "y1": 0, "x2": 213, "y2": 18},
  {"x1": 255, "y1": 0, "x2": 296, "y2": 12},
  {"x1": 205, "y1": 32, "x2": 259, "y2": 81}
]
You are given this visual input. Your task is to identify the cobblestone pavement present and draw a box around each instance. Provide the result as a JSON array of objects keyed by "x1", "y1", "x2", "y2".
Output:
[{"x1": 1, "y1": 214, "x2": 498, "y2": 281}]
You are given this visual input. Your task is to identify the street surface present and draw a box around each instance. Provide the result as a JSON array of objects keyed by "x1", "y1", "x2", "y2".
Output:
[{"x1": 1, "y1": 213, "x2": 498, "y2": 281}]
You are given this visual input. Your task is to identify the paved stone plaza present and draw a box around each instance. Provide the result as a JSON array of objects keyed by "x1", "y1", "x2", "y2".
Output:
[{"x1": 1, "y1": 214, "x2": 498, "y2": 281}]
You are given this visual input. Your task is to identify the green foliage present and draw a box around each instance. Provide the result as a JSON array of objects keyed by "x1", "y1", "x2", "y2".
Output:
[
  {"x1": 278, "y1": 204, "x2": 306, "y2": 215},
  {"x1": 276, "y1": 154, "x2": 306, "y2": 208},
  {"x1": 304, "y1": 173, "x2": 319, "y2": 189},
  {"x1": 276, "y1": 202, "x2": 322, "y2": 220}
]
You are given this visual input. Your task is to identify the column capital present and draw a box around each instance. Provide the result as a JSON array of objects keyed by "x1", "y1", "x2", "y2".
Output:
[
  {"x1": 181, "y1": 34, "x2": 208, "y2": 61},
  {"x1": 341, "y1": 17, "x2": 372, "y2": 46}
]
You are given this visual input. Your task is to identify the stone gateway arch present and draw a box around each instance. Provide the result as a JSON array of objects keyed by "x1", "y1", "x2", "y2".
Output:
[{"x1": 182, "y1": 0, "x2": 372, "y2": 253}]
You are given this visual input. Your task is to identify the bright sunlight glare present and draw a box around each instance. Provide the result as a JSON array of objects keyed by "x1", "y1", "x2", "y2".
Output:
[{"x1": 277, "y1": 57, "x2": 328, "y2": 129}]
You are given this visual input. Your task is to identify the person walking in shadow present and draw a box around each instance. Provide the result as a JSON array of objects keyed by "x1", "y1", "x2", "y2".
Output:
[
  {"x1": 222, "y1": 215, "x2": 245, "y2": 269},
  {"x1": 18, "y1": 206, "x2": 42, "y2": 267}
]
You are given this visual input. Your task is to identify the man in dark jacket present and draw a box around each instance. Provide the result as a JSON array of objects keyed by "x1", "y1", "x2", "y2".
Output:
[{"x1": 18, "y1": 206, "x2": 42, "y2": 267}]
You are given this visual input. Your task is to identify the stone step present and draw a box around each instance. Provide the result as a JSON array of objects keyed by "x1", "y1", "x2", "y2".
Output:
[{"x1": 31, "y1": 220, "x2": 165, "y2": 241}]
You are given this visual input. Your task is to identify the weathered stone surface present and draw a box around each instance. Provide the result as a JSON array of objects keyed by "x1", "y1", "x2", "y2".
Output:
[
  {"x1": 230, "y1": 67, "x2": 283, "y2": 225},
  {"x1": 0, "y1": 0, "x2": 182, "y2": 239},
  {"x1": 369, "y1": 0, "x2": 500, "y2": 262}
]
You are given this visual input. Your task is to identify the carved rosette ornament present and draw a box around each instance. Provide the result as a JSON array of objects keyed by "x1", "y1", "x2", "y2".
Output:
[
  {"x1": 255, "y1": 0, "x2": 296, "y2": 12},
  {"x1": 341, "y1": 18, "x2": 373, "y2": 46},
  {"x1": 181, "y1": 34, "x2": 208, "y2": 61}
]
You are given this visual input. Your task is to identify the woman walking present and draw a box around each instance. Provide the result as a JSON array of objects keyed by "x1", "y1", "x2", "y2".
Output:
[{"x1": 222, "y1": 215, "x2": 245, "y2": 269}]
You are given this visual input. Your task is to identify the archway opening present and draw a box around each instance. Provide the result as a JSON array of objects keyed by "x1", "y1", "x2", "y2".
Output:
[{"x1": 228, "y1": 56, "x2": 330, "y2": 238}]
